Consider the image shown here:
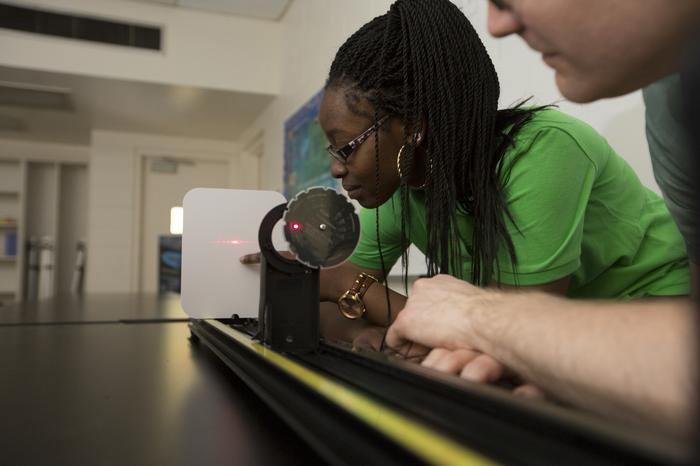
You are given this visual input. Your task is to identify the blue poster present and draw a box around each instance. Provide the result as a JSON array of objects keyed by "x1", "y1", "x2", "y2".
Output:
[
  {"x1": 284, "y1": 90, "x2": 337, "y2": 199},
  {"x1": 159, "y1": 235, "x2": 181, "y2": 294}
]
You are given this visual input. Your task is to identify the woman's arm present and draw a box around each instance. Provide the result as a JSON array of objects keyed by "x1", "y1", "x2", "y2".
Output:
[
  {"x1": 321, "y1": 261, "x2": 406, "y2": 326},
  {"x1": 240, "y1": 253, "x2": 407, "y2": 334}
]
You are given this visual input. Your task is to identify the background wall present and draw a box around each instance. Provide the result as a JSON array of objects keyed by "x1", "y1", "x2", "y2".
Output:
[
  {"x1": 237, "y1": 0, "x2": 396, "y2": 192},
  {"x1": 86, "y1": 130, "x2": 238, "y2": 293},
  {"x1": 0, "y1": 138, "x2": 90, "y2": 162}
]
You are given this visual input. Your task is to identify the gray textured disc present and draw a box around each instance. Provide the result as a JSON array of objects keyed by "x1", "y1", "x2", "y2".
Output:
[{"x1": 284, "y1": 187, "x2": 360, "y2": 268}]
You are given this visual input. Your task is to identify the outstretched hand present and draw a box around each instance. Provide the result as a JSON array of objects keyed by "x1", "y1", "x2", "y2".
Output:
[
  {"x1": 383, "y1": 274, "x2": 543, "y2": 398},
  {"x1": 385, "y1": 274, "x2": 496, "y2": 352}
]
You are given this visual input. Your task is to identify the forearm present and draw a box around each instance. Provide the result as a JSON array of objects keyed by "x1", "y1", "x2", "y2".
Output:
[
  {"x1": 470, "y1": 293, "x2": 697, "y2": 433},
  {"x1": 322, "y1": 264, "x2": 407, "y2": 326}
]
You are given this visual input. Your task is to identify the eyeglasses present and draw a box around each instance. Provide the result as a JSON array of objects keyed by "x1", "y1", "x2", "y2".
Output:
[{"x1": 326, "y1": 115, "x2": 390, "y2": 163}]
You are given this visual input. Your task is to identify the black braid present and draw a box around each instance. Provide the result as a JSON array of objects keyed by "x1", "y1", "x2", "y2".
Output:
[
  {"x1": 374, "y1": 5, "x2": 395, "y2": 346},
  {"x1": 327, "y1": 0, "x2": 548, "y2": 286}
]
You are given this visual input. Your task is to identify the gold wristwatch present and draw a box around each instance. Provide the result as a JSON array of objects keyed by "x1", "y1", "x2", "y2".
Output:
[{"x1": 337, "y1": 272, "x2": 379, "y2": 319}]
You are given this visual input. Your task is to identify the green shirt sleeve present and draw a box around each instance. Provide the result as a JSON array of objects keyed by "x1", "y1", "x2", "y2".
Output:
[
  {"x1": 496, "y1": 127, "x2": 598, "y2": 285},
  {"x1": 349, "y1": 195, "x2": 405, "y2": 272}
]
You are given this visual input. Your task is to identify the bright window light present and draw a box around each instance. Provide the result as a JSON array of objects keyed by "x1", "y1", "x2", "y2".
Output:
[{"x1": 170, "y1": 206, "x2": 183, "y2": 235}]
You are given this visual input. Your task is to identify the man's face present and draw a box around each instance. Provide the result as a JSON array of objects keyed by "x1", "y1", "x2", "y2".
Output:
[{"x1": 487, "y1": 0, "x2": 700, "y2": 102}]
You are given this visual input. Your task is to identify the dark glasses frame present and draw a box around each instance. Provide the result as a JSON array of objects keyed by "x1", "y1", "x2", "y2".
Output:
[{"x1": 326, "y1": 115, "x2": 390, "y2": 163}]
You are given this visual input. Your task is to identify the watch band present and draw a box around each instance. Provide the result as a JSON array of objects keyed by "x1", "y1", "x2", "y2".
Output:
[{"x1": 353, "y1": 272, "x2": 378, "y2": 298}]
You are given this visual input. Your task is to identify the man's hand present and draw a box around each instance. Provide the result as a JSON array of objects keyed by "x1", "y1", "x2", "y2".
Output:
[
  {"x1": 385, "y1": 274, "x2": 498, "y2": 353},
  {"x1": 421, "y1": 348, "x2": 502, "y2": 381},
  {"x1": 352, "y1": 325, "x2": 431, "y2": 362},
  {"x1": 421, "y1": 347, "x2": 545, "y2": 399}
]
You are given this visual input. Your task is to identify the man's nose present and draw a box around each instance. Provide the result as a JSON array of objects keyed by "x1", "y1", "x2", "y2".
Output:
[{"x1": 487, "y1": 2, "x2": 523, "y2": 38}]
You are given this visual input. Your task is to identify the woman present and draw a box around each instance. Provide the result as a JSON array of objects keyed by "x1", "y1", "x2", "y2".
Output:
[{"x1": 313, "y1": 0, "x2": 690, "y2": 335}]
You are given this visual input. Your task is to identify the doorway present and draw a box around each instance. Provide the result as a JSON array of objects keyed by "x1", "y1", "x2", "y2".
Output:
[{"x1": 139, "y1": 156, "x2": 229, "y2": 293}]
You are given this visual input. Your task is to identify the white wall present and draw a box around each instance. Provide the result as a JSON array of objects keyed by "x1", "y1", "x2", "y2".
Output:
[
  {"x1": 86, "y1": 130, "x2": 240, "y2": 293},
  {"x1": 237, "y1": 0, "x2": 395, "y2": 192},
  {"x1": 0, "y1": 0, "x2": 282, "y2": 95},
  {"x1": 0, "y1": 137, "x2": 89, "y2": 163},
  {"x1": 242, "y1": 0, "x2": 657, "y2": 194}
]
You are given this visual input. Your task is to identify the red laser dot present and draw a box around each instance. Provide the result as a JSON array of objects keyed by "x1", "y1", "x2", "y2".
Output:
[{"x1": 291, "y1": 223, "x2": 301, "y2": 230}]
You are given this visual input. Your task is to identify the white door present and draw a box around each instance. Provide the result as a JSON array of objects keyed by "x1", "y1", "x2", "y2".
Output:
[{"x1": 140, "y1": 156, "x2": 229, "y2": 293}]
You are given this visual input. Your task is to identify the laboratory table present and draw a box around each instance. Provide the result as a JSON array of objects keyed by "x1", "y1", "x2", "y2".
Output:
[{"x1": 0, "y1": 295, "x2": 323, "y2": 466}]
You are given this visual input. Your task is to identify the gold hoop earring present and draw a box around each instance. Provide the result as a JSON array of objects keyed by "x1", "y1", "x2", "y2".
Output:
[
  {"x1": 396, "y1": 144, "x2": 409, "y2": 180},
  {"x1": 397, "y1": 144, "x2": 431, "y2": 190}
]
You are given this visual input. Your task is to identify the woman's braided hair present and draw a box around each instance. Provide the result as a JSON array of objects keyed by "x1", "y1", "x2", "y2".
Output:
[{"x1": 327, "y1": 0, "x2": 544, "y2": 286}]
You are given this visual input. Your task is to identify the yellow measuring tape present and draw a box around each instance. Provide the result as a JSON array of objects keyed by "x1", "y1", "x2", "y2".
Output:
[{"x1": 208, "y1": 320, "x2": 498, "y2": 466}]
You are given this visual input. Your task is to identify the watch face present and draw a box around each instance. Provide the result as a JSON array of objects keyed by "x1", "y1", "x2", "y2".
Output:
[
  {"x1": 284, "y1": 187, "x2": 360, "y2": 269},
  {"x1": 338, "y1": 293, "x2": 365, "y2": 319}
]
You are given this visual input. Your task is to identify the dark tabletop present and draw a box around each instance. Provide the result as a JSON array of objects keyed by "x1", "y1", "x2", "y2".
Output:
[
  {"x1": 0, "y1": 293, "x2": 188, "y2": 325},
  {"x1": 0, "y1": 296, "x2": 323, "y2": 466}
]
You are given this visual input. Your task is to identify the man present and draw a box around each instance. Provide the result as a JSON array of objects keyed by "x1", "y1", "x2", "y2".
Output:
[{"x1": 386, "y1": 0, "x2": 700, "y2": 435}]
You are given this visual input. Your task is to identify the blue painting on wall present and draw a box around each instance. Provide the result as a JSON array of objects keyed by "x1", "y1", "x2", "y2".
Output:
[{"x1": 283, "y1": 89, "x2": 337, "y2": 199}]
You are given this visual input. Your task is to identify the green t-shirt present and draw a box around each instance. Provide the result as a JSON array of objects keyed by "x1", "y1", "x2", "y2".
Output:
[{"x1": 350, "y1": 109, "x2": 690, "y2": 298}]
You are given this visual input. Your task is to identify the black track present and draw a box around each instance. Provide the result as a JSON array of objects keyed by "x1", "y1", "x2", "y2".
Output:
[{"x1": 192, "y1": 319, "x2": 691, "y2": 466}]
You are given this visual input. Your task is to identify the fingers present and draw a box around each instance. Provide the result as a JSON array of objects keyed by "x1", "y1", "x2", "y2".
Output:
[
  {"x1": 459, "y1": 354, "x2": 505, "y2": 383},
  {"x1": 382, "y1": 343, "x2": 408, "y2": 358},
  {"x1": 384, "y1": 313, "x2": 409, "y2": 351},
  {"x1": 352, "y1": 327, "x2": 384, "y2": 352},
  {"x1": 280, "y1": 250, "x2": 297, "y2": 260},
  {"x1": 420, "y1": 348, "x2": 449, "y2": 367},
  {"x1": 239, "y1": 252, "x2": 261, "y2": 264},
  {"x1": 402, "y1": 342, "x2": 431, "y2": 362},
  {"x1": 512, "y1": 384, "x2": 545, "y2": 399},
  {"x1": 421, "y1": 349, "x2": 505, "y2": 385},
  {"x1": 240, "y1": 251, "x2": 296, "y2": 264},
  {"x1": 422, "y1": 348, "x2": 481, "y2": 375},
  {"x1": 383, "y1": 340, "x2": 430, "y2": 362}
]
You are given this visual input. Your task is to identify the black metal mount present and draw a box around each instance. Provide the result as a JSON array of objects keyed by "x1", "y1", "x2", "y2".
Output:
[{"x1": 257, "y1": 203, "x2": 319, "y2": 353}]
